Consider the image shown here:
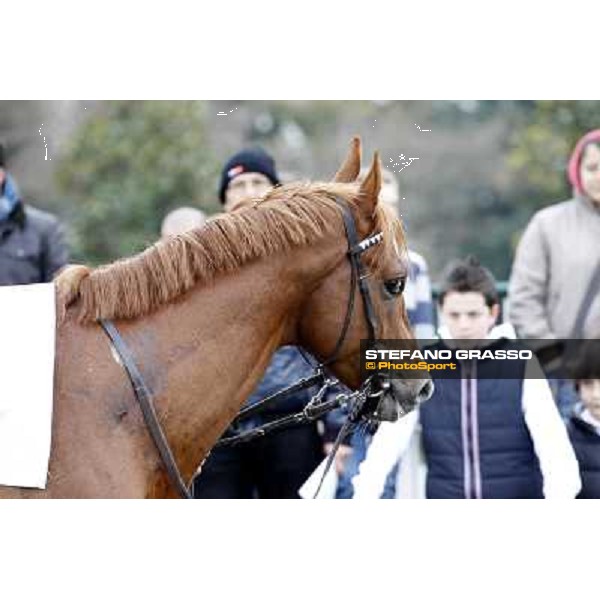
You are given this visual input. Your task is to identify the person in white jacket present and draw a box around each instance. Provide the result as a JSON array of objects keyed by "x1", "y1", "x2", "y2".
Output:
[{"x1": 352, "y1": 256, "x2": 581, "y2": 499}]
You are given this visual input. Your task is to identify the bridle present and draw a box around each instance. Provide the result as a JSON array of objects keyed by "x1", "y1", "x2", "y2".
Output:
[
  {"x1": 99, "y1": 197, "x2": 389, "y2": 498},
  {"x1": 315, "y1": 197, "x2": 382, "y2": 367}
]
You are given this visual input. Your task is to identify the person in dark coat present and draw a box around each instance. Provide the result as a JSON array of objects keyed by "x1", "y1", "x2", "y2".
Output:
[
  {"x1": 0, "y1": 142, "x2": 68, "y2": 285},
  {"x1": 567, "y1": 340, "x2": 600, "y2": 498}
]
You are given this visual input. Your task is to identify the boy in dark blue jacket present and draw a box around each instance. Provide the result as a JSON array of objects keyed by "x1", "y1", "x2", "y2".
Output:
[{"x1": 352, "y1": 257, "x2": 581, "y2": 499}]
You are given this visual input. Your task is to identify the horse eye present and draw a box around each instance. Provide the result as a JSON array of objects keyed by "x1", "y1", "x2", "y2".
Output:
[{"x1": 384, "y1": 277, "x2": 406, "y2": 296}]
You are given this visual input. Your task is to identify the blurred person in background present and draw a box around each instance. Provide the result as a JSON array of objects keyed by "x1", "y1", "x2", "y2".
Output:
[
  {"x1": 509, "y1": 130, "x2": 600, "y2": 418},
  {"x1": 219, "y1": 148, "x2": 279, "y2": 213},
  {"x1": 0, "y1": 142, "x2": 68, "y2": 285},
  {"x1": 160, "y1": 206, "x2": 206, "y2": 238}
]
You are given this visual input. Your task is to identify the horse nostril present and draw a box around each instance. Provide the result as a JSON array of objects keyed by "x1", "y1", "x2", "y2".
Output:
[{"x1": 418, "y1": 379, "x2": 434, "y2": 402}]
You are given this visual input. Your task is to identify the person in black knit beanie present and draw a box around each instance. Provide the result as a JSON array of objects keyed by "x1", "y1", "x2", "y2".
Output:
[{"x1": 218, "y1": 147, "x2": 280, "y2": 213}]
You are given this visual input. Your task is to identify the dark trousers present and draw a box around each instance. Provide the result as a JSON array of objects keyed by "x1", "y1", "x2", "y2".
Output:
[{"x1": 192, "y1": 423, "x2": 324, "y2": 499}]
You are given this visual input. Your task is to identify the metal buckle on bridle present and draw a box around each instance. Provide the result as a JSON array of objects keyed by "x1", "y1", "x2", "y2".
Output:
[{"x1": 359, "y1": 374, "x2": 392, "y2": 421}]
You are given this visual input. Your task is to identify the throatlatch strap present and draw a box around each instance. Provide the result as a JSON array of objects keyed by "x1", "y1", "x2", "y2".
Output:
[{"x1": 99, "y1": 319, "x2": 192, "y2": 499}]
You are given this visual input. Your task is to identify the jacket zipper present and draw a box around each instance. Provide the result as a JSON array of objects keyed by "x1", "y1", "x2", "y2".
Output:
[{"x1": 461, "y1": 360, "x2": 482, "y2": 498}]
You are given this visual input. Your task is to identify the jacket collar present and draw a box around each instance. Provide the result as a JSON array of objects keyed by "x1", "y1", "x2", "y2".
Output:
[
  {"x1": 574, "y1": 404, "x2": 600, "y2": 435},
  {"x1": 0, "y1": 201, "x2": 26, "y2": 239},
  {"x1": 437, "y1": 322, "x2": 516, "y2": 344}
]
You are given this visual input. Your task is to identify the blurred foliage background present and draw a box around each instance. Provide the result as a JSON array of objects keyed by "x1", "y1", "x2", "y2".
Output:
[
  {"x1": 55, "y1": 102, "x2": 217, "y2": 263},
  {"x1": 0, "y1": 100, "x2": 597, "y2": 278}
]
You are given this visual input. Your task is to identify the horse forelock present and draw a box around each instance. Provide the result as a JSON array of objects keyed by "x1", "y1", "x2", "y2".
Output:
[{"x1": 76, "y1": 181, "x2": 406, "y2": 323}]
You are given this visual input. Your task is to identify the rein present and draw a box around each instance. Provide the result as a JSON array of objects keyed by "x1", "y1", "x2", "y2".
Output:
[
  {"x1": 99, "y1": 318, "x2": 192, "y2": 499},
  {"x1": 98, "y1": 198, "x2": 386, "y2": 498},
  {"x1": 214, "y1": 374, "x2": 345, "y2": 448}
]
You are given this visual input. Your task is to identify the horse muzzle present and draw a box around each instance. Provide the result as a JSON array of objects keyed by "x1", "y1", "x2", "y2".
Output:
[{"x1": 369, "y1": 375, "x2": 434, "y2": 422}]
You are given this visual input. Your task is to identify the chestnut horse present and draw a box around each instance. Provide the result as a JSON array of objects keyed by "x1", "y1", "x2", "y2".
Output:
[{"x1": 1, "y1": 138, "x2": 431, "y2": 498}]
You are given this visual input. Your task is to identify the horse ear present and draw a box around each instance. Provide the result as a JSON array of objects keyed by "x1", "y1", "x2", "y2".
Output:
[
  {"x1": 357, "y1": 151, "x2": 382, "y2": 217},
  {"x1": 333, "y1": 136, "x2": 361, "y2": 183}
]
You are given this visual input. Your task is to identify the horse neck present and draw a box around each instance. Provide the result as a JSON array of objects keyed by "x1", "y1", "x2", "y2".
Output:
[{"x1": 146, "y1": 234, "x2": 344, "y2": 495}]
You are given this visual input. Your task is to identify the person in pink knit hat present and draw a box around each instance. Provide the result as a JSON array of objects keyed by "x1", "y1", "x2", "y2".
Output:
[{"x1": 508, "y1": 129, "x2": 600, "y2": 418}]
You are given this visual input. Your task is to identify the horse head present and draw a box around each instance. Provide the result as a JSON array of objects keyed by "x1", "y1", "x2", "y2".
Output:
[{"x1": 297, "y1": 137, "x2": 433, "y2": 420}]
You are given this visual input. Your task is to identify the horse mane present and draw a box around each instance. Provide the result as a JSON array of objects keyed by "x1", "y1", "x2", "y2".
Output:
[{"x1": 76, "y1": 181, "x2": 406, "y2": 323}]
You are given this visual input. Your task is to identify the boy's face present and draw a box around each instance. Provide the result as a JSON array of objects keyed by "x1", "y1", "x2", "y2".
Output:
[
  {"x1": 579, "y1": 379, "x2": 600, "y2": 421},
  {"x1": 439, "y1": 291, "x2": 499, "y2": 340}
]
